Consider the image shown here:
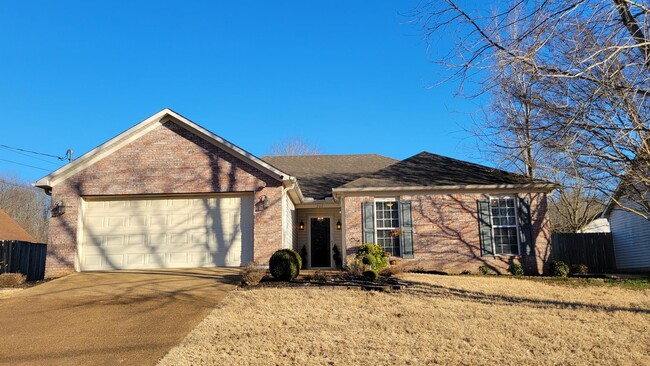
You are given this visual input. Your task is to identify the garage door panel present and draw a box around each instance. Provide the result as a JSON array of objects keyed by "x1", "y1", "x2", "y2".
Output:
[{"x1": 80, "y1": 195, "x2": 253, "y2": 270}]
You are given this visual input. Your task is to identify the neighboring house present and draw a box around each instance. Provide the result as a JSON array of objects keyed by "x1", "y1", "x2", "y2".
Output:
[
  {"x1": 0, "y1": 208, "x2": 37, "y2": 242},
  {"x1": 577, "y1": 217, "x2": 611, "y2": 233},
  {"x1": 36, "y1": 109, "x2": 556, "y2": 278},
  {"x1": 604, "y1": 197, "x2": 650, "y2": 271}
]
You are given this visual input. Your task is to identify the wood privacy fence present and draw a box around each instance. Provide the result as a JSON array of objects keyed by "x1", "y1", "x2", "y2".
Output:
[
  {"x1": 551, "y1": 233, "x2": 616, "y2": 273},
  {"x1": 0, "y1": 241, "x2": 47, "y2": 281}
]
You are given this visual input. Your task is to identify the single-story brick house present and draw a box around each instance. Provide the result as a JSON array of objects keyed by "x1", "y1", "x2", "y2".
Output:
[{"x1": 36, "y1": 109, "x2": 555, "y2": 278}]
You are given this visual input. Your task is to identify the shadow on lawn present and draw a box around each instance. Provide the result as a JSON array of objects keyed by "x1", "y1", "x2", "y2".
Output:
[{"x1": 404, "y1": 280, "x2": 650, "y2": 315}]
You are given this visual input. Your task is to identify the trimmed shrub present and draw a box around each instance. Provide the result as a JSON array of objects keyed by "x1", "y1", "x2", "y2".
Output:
[
  {"x1": 332, "y1": 245, "x2": 343, "y2": 268},
  {"x1": 355, "y1": 243, "x2": 388, "y2": 271},
  {"x1": 363, "y1": 269, "x2": 379, "y2": 281},
  {"x1": 241, "y1": 262, "x2": 266, "y2": 286},
  {"x1": 571, "y1": 264, "x2": 589, "y2": 275},
  {"x1": 552, "y1": 261, "x2": 570, "y2": 277},
  {"x1": 300, "y1": 245, "x2": 308, "y2": 269},
  {"x1": 361, "y1": 254, "x2": 376, "y2": 268},
  {"x1": 269, "y1": 249, "x2": 302, "y2": 281},
  {"x1": 508, "y1": 263, "x2": 524, "y2": 276},
  {"x1": 0, "y1": 273, "x2": 26, "y2": 287}
]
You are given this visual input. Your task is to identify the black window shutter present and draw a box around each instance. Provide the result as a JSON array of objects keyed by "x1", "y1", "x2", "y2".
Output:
[
  {"x1": 477, "y1": 199, "x2": 494, "y2": 256},
  {"x1": 362, "y1": 202, "x2": 375, "y2": 244},
  {"x1": 400, "y1": 201, "x2": 414, "y2": 259},
  {"x1": 518, "y1": 197, "x2": 534, "y2": 256}
]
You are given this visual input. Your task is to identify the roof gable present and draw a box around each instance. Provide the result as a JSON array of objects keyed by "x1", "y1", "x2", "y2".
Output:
[
  {"x1": 0, "y1": 209, "x2": 36, "y2": 242},
  {"x1": 35, "y1": 109, "x2": 290, "y2": 188}
]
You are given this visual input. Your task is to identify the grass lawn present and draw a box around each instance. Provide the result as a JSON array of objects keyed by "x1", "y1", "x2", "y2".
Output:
[{"x1": 158, "y1": 274, "x2": 650, "y2": 366}]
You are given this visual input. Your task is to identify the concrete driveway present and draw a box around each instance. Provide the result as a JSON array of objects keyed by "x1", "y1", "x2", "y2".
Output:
[{"x1": 0, "y1": 268, "x2": 240, "y2": 366}]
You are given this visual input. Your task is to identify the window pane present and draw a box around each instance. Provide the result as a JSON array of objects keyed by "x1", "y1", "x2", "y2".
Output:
[
  {"x1": 489, "y1": 198, "x2": 519, "y2": 255},
  {"x1": 374, "y1": 201, "x2": 400, "y2": 256}
]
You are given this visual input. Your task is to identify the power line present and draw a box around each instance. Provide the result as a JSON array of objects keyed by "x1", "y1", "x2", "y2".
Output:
[
  {"x1": 0, "y1": 144, "x2": 66, "y2": 160},
  {"x1": 0, "y1": 158, "x2": 51, "y2": 171},
  {"x1": 0, "y1": 146, "x2": 62, "y2": 166}
]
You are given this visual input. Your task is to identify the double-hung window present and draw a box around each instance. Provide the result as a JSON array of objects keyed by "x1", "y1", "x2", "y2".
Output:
[
  {"x1": 375, "y1": 200, "x2": 401, "y2": 257},
  {"x1": 489, "y1": 197, "x2": 520, "y2": 255}
]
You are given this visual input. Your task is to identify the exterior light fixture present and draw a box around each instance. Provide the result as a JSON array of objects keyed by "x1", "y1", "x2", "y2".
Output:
[
  {"x1": 52, "y1": 201, "x2": 66, "y2": 216},
  {"x1": 299, "y1": 220, "x2": 305, "y2": 230},
  {"x1": 336, "y1": 220, "x2": 342, "y2": 230}
]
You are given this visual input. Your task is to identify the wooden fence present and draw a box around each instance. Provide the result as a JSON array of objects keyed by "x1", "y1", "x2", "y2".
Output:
[
  {"x1": 551, "y1": 233, "x2": 616, "y2": 273},
  {"x1": 0, "y1": 240, "x2": 47, "y2": 281}
]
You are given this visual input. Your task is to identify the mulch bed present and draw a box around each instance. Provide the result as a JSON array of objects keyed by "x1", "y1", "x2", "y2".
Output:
[{"x1": 246, "y1": 273, "x2": 411, "y2": 292}]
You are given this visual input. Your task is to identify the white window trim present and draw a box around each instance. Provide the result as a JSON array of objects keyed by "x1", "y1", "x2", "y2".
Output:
[
  {"x1": 373, "y1": 198, "x2": 401, "y2": 257},
  {"x1": 488, "y1": 195, "x2": 521, "y2": 256}
]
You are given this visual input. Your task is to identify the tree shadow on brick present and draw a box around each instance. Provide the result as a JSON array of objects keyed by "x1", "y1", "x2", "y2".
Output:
[{"x1": 411, "y1": 193, "x2": 551, "y2": 275}]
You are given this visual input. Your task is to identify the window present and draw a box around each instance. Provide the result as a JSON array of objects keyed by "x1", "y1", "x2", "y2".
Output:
[
  {"x1": 375, "y1": 200, "x2": 401, "y2": 257},
  {"x1": 490, "y1": 197, "x2": 520, "y2": 255}
]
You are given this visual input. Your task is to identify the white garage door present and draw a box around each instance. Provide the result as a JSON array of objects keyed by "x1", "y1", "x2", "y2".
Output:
[{"x1": 80, "y1": 195, "x2": 253, "y2": 271}]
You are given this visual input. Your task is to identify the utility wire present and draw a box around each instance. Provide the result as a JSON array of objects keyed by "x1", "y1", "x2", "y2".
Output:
[
  {"x1": 0, "y1": 158, "x2": 51, "y2": 171},
  {"x1": 0, "y1": 144, "x2": 67, "y2": 160},
  {"x1": 0, "y1": 146, "x2": 62, "y2": 166}
]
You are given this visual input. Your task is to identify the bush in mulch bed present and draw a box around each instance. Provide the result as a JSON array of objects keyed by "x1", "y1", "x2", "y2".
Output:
[{"x1": 269, "y1": 249, "x2": 302, "y2": 281}]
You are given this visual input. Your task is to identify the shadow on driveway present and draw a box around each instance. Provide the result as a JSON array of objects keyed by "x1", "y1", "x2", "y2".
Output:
[{"x1": 0, "y1": 267, "x2": 240, "y2": 366}]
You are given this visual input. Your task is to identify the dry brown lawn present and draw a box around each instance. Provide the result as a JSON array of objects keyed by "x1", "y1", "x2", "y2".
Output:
[
  {"x1": 0, "y1": 288, "x2": 22, "y2": 299},
  {"x1": 159, "y1": 274, "x2": 650, "y2": 366}
]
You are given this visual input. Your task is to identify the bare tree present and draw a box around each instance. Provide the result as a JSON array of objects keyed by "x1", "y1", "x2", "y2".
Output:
[
  {"x1": 0, "y1": 176, "x2": 50, "y2": 241},
  {"x1": 414, "y1": 0, "x2": 650, "y2": 221},
  {"x1": 268, "y1": 136, "x2": 322, "y2": 156}
]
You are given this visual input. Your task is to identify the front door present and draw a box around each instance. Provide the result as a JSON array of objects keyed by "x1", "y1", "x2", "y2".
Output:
[{"x1": 310, "y1": 218, "x2": 331, "y2": 268}]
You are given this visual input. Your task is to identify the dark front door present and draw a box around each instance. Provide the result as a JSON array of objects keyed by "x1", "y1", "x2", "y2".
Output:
[{"x1": 310, "y1": 218, "x2": 331, "y2": 268}]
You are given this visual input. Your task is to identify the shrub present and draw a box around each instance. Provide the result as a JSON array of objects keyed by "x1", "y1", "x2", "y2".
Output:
[
  {"x1": 299, "y1": 245, "x2": 308, "y2": 269},
  {"x1": 478, "y1": 265, "x2": 491, "y2": 275},
  {"x1": 241, "y1": 262, "x2": 266, "y2": 286},
  {"x1": 361, "y1": 254, "x2": 376, "y2": 268},
  {"x1": 363, "y1": 269, "x2": 379, "y2": 281},
  {"x1": 269, "y1": 249, "x2": 302, "y2": 281},
  {"x1": 346, "y1": 259, "x2": 364, "y2": 277},
  {"x1": 332, "y1": 245, "x2": 342, "y2": 268},
  {"x1": 552, "y1": 261, "x2": 570, "y2": 277},
  {"x1": 508, "y1": 263, "x2": 524, "y2": 276},
  {"x1": 571, "y1": 264, "x2": 589, "y2": 275},
  {"x1": 355, "y1": 244, "x2": 388, "y2": 271},
  {"x1": 0, "y1": 273, "x2": 26, "y2": 287}
]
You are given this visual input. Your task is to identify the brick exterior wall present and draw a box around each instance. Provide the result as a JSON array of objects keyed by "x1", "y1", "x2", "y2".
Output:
[
  {"x1": 46, "y1": 121, "x2": 283, "y2": 277},
  {"x1": 343, "y1": 192, "x2": 551, "y2": 275}
]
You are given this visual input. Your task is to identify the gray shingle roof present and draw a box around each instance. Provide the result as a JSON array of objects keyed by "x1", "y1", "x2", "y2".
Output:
[
  {"x1": 261, "y1": 154, "x2": 398, "y2": 199},
  {"x1": 263, "y1": 152, "x2": 552, "y2": 199},
  {"x1": 339, "y1": 152, "x2": 550, "y2": 189}
]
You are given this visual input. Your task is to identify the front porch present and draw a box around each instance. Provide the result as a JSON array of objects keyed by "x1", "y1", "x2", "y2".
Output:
[{"x1": 294, "y1": 206, "x2": 343, "y2": 269}]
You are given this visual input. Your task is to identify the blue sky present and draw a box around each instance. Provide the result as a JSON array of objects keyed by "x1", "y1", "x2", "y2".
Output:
[{"x1": 0, "y1": 1, "x2": 486, "y2": 183}]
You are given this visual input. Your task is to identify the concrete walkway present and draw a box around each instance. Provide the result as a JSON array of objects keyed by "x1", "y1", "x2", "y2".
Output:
[{"x1": 0, "y1": 268, "x2": 240, "y2": 366}]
